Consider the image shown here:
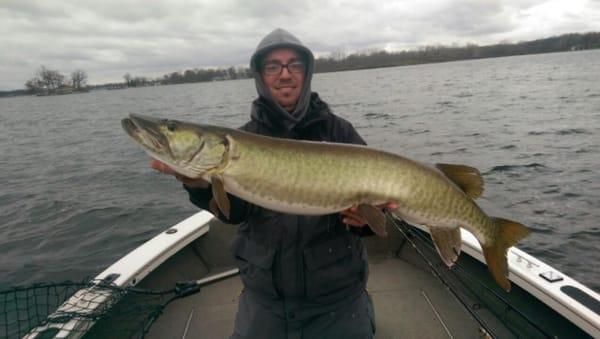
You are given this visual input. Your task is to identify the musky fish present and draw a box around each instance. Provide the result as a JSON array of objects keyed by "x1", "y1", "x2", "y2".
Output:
[{"x1": 122, "y1": 114, "x2": 530, "y2": 291}]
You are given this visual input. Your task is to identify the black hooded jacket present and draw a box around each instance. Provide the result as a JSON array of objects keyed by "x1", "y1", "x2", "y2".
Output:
[
  {"x1": 184, "y1": 29, "x2": 371, "y2": 304},
  {"x1": 184, "y1": 93, "x2": 371, "y2": 302}
]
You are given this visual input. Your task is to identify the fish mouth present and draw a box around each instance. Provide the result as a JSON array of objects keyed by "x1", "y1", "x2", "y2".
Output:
[
  {"x1": 122, "y1": 114, "x2": 172, "y2": 157},
  {"x1": 121, "y1": 117, "x2": 140, "y2": 138}
]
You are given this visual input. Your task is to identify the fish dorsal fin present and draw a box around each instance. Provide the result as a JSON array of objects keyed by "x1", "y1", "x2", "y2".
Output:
[{"x1": 435, "y1": 163, "x2": 484, "y2": 199}]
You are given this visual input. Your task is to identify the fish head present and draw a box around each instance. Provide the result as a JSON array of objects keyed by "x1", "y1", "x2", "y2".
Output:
[{"x1": 122, "y1": 114, "x2": 228, "y2": 178}]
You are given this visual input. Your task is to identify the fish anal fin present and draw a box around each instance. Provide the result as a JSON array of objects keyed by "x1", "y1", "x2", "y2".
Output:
[
  {"x1": 211, "y1": 175, "x2": 230, "y2": 219},
  {"x1": 356, "y1": 204, "x2": 387, "y2": 237},
  {"x1": 435, "y1": 163, "x2": 484, "y2": 199},
  {"x1": 429, "y1": 226, "x2": 462, "y2": 267},
  {"x1": 483, "y1": 217, "x2": 531, "y2": 292}
]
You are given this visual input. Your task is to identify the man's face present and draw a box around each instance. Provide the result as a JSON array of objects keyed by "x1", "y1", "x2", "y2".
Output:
[{"x1": 261, "y1": 48, "x2": 306, "y2": 112}]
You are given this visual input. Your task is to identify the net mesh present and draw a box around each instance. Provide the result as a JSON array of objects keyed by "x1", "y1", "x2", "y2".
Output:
[{"x1": 0, "y1": 280, "x2": 190, "y2": 339}]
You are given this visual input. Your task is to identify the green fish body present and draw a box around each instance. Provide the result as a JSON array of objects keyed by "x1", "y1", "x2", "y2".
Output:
[{"x1": 122, "y1": 114, "x2": 530, "y2": 291}]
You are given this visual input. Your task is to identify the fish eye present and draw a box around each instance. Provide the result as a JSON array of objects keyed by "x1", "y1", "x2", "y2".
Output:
[{"x1": 166, "y1": 120, "x2": 177, "y2": 132}]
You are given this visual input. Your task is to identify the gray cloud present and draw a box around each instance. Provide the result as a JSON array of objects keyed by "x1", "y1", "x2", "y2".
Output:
[
  {"x1": 1, "y1": 0, "x2": 599, "y2": 90},
  {"x1": 429, "y1": 1, "x2": 514, "y2": 36}
]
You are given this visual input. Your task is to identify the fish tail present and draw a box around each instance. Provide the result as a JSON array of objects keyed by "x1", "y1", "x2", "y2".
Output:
[{"x1": 482, "y1": 217, "x2": 531, "y2": 291}]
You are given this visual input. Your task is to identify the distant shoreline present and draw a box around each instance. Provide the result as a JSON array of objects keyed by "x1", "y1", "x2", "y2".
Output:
[
  {"x1": 313, "y1": 48, "x2": 600, "y2": 74},
  {"x1": 1, "y1": 32, "x2": 598, "y2": 98}
]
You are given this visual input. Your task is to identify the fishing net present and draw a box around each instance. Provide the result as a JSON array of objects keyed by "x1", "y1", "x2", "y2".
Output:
[{"x1": 0, "y1": 279, "x2": 201, "y2": 339}]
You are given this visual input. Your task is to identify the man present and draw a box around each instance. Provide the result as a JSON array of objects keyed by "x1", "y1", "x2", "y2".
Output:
[{"x1": 152, "y1": 28, "x2": 394, "y2": 338}]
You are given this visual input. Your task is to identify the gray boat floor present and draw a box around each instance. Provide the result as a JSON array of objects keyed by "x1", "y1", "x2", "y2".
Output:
[{"x1": 145, "y1": 252, "x2": 484, "y2": 338}]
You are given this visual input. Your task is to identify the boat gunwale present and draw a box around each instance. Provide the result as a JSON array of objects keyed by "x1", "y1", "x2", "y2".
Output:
[{"x1": 409, "y1": 223, "x2": 600, "y2": 337}]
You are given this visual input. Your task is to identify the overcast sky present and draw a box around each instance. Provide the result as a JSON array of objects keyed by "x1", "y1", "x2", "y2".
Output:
[{"x1": 1, "y1": 0, "x2": 599, "y2": 91}]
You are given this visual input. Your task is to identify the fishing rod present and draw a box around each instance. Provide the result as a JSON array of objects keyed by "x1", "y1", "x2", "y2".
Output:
[
  {"x1": 388, "y1": 217, "x2": 498, "y2": 338},
  {"x1": 390, "y1": 216, "x2": 553, "y2": 338}
]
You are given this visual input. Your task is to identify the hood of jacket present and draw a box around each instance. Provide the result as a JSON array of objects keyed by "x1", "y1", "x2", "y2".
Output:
[{"x1": 250, "y1": 28, "x2": 315, "y2": 131}]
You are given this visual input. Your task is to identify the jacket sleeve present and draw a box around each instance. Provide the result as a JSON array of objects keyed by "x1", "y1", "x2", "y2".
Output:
[
  {"x1": 332, "y1": 116, "x2": 367, "y2": 146},
  {"x1": 344, "y1": 123, "x2": 367, "y2": 146},
  {"x1": 183, "y1": 185, "x2": 251, "y2": 224}
]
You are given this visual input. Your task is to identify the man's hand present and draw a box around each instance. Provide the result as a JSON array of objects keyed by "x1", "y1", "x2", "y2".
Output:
[
  {"x1": 340, "y1": 202, "x2": 398, "y2": 228},
  {"x1": 150, "y1": 159, "x2": 210, "y2": 188}
]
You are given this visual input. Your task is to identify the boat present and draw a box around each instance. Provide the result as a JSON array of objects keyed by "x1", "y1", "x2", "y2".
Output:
[{"x1": 17, "y1": 211, "x2": 600, "y2": 338}]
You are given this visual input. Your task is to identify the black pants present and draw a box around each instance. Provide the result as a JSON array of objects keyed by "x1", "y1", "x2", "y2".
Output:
[{"x1": 231, "y1": 289, "x2": 376, "y2": 339}]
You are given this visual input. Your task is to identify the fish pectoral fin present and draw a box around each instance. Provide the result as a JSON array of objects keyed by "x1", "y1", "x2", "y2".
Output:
[
  {"x1": 211, "y1": 175, "x2": 230, "y2": 219},
  {"x1": 208, "y1": 198, "x2": 220, "y2": 217},
  {"x1": 435, "y1": 163, "x2": 484, "y2": 199},
  {"x1": 356, "y1": 204, "x2": 388, "y2": 237},
  {"x1": 429, "y1": 226, "x2": 462, "y2": 267}
]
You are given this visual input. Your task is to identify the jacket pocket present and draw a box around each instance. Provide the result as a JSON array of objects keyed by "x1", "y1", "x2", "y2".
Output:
[
  {"x1": 233, "y1": 237, "x2": 277, "y2": 297},
  {"x1": 303, "y1": 236, "x2": 365, "y2": 299}
]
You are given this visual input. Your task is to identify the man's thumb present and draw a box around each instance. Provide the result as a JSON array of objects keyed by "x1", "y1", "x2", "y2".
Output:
[{"x1": 150, "y1": 159, "x2": 175, "y2": 174}]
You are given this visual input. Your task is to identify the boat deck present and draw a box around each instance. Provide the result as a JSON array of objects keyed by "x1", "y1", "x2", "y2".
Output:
[
  {"x1": 140, "y1": 219, "x2": 501, "y2": 338},
  {"x1": 147, "y1": 257, "x2": 487, "y2": 339}
]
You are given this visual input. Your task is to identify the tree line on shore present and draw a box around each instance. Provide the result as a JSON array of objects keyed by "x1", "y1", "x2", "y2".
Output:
[
  {"x1": 124, "y1": 32, "x2": 600, "y2": 87},
  {"x1": 118, "y1": 66, "x2": 253, "y2": 88},
  {"x1": 1, "y1": 31, "x2": 598, "y2": 97},
  {"x1": 23, "y1": 66, "x2": 88, "y2": 96},
  {"x1": 314, "y1": 31, "x2": 600, "y2": 72}
]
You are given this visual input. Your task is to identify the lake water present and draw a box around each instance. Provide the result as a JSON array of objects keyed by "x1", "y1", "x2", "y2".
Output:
[{"x1": 1, "y1": 50, "x2": 599, "y2": 292}]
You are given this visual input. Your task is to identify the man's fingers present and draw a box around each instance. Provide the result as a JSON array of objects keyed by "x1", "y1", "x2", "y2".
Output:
[
  {"x1": 150, "y1": 159, "x2": 166, "y2": 172},
  {"x1": 343, "y1": 217, "x2": 368, "y2": 227},
  {"x1": 148, "y1": 159, "x2": 210, "y2": 188},
  {"x1": 341, "y1": 211, "x2": 367, "y2": 227},
  {"x1": 375, "y1": 202, "x2": 397, "y2": 210},
  {"x1": 150, "y1": 159, "x2": 160, "y2": 168},
  {"x1": 341, "y1": 202, "x2": 396, "y2": 228},
  {"x1": 150, "y1": 159, "x2": 176, "y2": 175}
]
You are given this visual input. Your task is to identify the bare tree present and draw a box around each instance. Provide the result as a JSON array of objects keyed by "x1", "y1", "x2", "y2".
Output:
[
  {"x1": 25, "y1": 78, "x2": 42, "y2": 93},
  {"x1": 123, "y1": 73, "x2": 131, "y2": 86},
  {"x1": 37, "y1": 66, "x2": 65, "y2": 90},
  {"x1": 227, "y1": 66, "x2": 236, "y2": 80},
  {"x1": 71, "y1": 70, "x2": 88, "y2": 90},
  {"x1": 24, "y1": 66, "x2": 65, "y2": 93}
]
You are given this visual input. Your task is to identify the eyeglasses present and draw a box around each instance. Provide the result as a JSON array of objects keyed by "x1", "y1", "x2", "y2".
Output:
[{"x1": 262, "y1": 61, "x2": 306, "y2": 75}]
